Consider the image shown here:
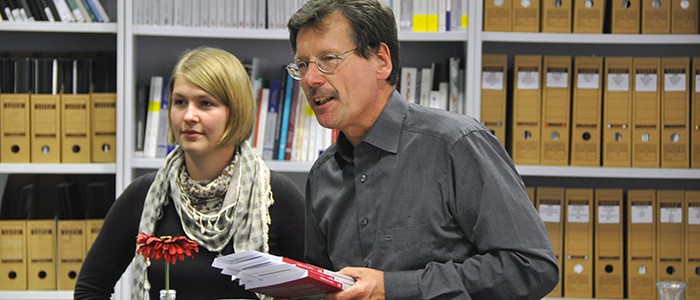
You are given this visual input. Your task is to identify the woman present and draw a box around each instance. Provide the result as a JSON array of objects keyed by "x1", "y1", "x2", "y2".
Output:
[{"x1": 75, "y1": 47, "x2": 305, "y2": 299}]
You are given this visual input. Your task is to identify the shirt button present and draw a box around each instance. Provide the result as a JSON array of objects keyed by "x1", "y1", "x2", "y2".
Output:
[
  {"x1": 360, "y1": 174, "x2": 367, "y2": 183},
  {"x1": 361, "y1": 217, "x2": 368, "y2": 226},
  {"x1": 363, "y1": 260, "x2": 369, "y2": 267}
]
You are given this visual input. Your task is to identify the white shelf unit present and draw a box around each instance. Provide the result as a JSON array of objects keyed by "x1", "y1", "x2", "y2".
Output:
[
  {"x1": 121, "y1": 1, "x2": 471, "y2": 184},
  {"x1": 0, "y1": 1, "x2": 123, "y2": 299},
  {"x1": 470, "y1": 1, "x2": 700, "y2": 185}
]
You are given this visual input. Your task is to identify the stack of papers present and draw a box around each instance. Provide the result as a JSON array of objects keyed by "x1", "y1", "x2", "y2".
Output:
[{"x1": 212, "y1": 250, "x2": 355, "y2": 299}]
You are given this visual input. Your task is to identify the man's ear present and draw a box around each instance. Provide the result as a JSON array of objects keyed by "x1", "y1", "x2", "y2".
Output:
[{"x1": 375, "y1": 42, "x2": 392, "y2": 80}]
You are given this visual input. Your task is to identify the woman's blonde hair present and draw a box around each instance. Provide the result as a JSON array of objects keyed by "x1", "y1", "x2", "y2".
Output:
[{"x1": 168, "y1": 46, "x2": 255, "y2": 148}]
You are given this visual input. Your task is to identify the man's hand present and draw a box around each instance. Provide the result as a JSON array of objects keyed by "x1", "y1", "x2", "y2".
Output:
[{"x1": 323, "y1": 267, "x2": 385, "y2": 300}]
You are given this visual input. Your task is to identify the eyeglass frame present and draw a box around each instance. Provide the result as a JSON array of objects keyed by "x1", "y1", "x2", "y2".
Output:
[{"x1": 286, "y1": 48, "x2": 357, "y2": 80}]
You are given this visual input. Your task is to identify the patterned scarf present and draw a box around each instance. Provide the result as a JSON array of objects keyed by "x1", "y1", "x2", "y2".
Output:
[{"x1": 130, "y1": 141, "x2": 273, "y2": 299}]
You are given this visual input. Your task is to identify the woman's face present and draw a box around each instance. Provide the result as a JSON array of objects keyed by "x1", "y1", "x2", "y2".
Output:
[{"x1": 170, "y1": 77, "x2": 230, "y2": 159}]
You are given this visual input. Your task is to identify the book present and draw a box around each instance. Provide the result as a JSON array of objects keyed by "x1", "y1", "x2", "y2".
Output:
[{"x1": 212, "y1": 250, "x2": 354, "y2": 299}]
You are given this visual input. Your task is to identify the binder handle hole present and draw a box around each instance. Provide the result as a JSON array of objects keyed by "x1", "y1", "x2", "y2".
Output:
[
  {"x1": 523, "y1": 130, "x2": 532, "y2": 140},
  {"x1": 11, "y1": 145, "x2": 20, "y2": 153},
  {"x1": 494, "y1": 0, "x2": 504, "y2": 7},
  {"x1": 622, "y1": 0, "x2": 631, "y2": 9},
  {"x1": 665, "y1": 266, "x2": 676, "y2": 275},
  {"x1": 8, "y1": 271, "x2": 17, "y2": 279},
  {"x1": 695, "y1": 267, "x2": 700, "y2": 275},
  {"x1": 69, "y1": 271, "x2": 77, "y2": 279},
  {"x1": 582, "y1": 132, "x2": 591, "y2": 141},
  {"x1": 38, "y1": 271, "x2": 47, "y2": 279},
  {"x1": 41, "y1": 145, "x2": 51, "y2": 154},
  {"x1": 614, "y1": 133, "x2": 623, "y2": 142},
  {"x1": 641, "y1": 133, "x2": 651, "y2": 143},
  {"x1": 102, "y1": 143, "x2": 111, "y2": 153},
  {"x1": 72, "y1": 145, "x2": 81, "y2": 154},
  {"x1": 638, "y1": 265, "x2": 647, "y2": 275},
  {"x1": 550, "y1": 132, "x2": 560, "y2": 141},
  {"x1": 553, "y1": 0, "x2": 562, "y2": 8},
  {"x1": 604, "y1": 265, "x2": 614, "y2": 273},
  {"x1": 670, "y1": 133, "x2": 680, "y2": 143},
  {"x1": 520, "y1": 0, "x2": 531, "y2": 8}
]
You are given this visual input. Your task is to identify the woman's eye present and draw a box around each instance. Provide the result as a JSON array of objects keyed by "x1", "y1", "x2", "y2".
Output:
[{"x1": 173, "y1": 99, "x2": 186, "y2": 106}]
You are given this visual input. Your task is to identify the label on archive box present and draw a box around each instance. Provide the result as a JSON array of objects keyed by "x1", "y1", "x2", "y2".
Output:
[
  {"x1": 482, "y1": 71, "x2": 504, "y2": 90},
  {"x1": 631, "y1": 205, "x2": 653, "y2": 223},
  {"x1": 608, "y1": 73, "x2": 630, "y2": 91},
  {"x1": 539, "y1": 204, "x2": 561, "y2": 223},
  {"x1": 664, "y1": 73, "x2": 687, "y2": 92},
  {"x1": 660, "y1": 206, "x2": 683, "y2": 223},
  {"x1": 518, "y1": 71, "x2": 539, "y2": 90},
  {"x1": 690, "y1": 206, "x2": 700, "y2": 225},
  {"x1": 577, "y1": 73, "x2": 600, "y2": 89},
  {"x1": 567, "y1": 204, "x2": 590, "y2": 223},
  {"x1": 546, "y1": 72, "x2": 569, "y2": 88},
  {"x1": 635, "y1": 73, "x2": 658, "y2": 92},
  {"x1": 598, "y1": 205, "x2": 621, "y2": 224}
]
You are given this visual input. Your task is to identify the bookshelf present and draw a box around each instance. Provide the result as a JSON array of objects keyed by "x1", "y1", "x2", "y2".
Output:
[
  {"x1": 2, "y1": 0, "x2": 699, "y2": 299},
  {"x1": 0, "y1": 0, "x2": 122, "y2": 298}
]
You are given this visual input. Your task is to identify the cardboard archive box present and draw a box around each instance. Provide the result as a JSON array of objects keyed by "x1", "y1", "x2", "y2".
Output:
[
  {"x1": 30, "y1": 94, "x2": 61, "y2": 163},
  {"x1": 541, "y1": 56, "x2": 572, "y2": 165},
  {"x1": 61, "y1": 94, "x2": 92, "y2": 163},
  {"x1": 542, "y1": 0, "x2": 573, "y2": 32},
  {"x1": 632, "y1": 57, "x2": 661, "y2": 168},
  {"x1": 594, "y1": 189, "x2": 624, "y2": 299},
  {"x1": 660, "y1": 57, "x2": 690, "y2": 168},
  {"x1": 511, "y1": 55, "x2": 542, "y2": 165},
  {"x1": 642, "y1": 0, "x2": 671, "y2": 33},
  {"x1": 536, "y1": 187, "x2": 565, "y2": 297},
  {"x1": 571, "y1": 56, "x2": 603, "y2": 166},
  {"x1": 484, "y1": 0, "x2": 512, "y2": 31},
  {"x1": 686, "y1": 191, "x2": 700, "y2": 299},
  {"x1": 573, "y1": 0, "x2": 607, "y2": 33},
  {"x1": 627, "y1": 189, "x2": 657, "y2": 300},
  {"x1": 26, "y1": 219, "x2": 57, "y2": 290},
  {"x1": 656, "y1": 190, "x2": 685, "y2": 284},
  {"x1": 610, "y1": 0, "x2": 641, "y2": 33},
  {"x1": 481, "y1": 54, "x2": 508, "y2": 146},
  {"x1": 90, "y1": 93, "x2": 117, "y2": 162},
  {"x1": 563, "y1": 188, "x2": 594, "y2": 298},
  {"x1": 513, "y1": 0, "x2": 540, "y2": 32},
  {"x1": 0, "y1": 94, "x2": 31, "y2": 163},
  {"x1": 603, "y1": 57, "x2": 634, "y2": 167}
]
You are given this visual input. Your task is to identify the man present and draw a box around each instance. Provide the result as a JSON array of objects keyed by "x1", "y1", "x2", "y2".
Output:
[{"x1": 286, "y1": 1, "x2": 559, "y2": 299}]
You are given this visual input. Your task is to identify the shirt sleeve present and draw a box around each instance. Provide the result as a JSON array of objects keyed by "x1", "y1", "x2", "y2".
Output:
[
  {"x1": 74, "y1": 173, "x2": 153, "y2": 299},
  {"x1": 383, "y1": 130, "x2": 559, "y2": 300}
]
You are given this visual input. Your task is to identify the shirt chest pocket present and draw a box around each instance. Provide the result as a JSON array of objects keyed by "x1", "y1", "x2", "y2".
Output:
[{"x1": 377, "y1": 224, "x2": 434, "y2": 269}]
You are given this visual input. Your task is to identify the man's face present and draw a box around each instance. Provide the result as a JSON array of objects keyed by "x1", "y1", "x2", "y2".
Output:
[{"x1": 294, "y1": 12, "x2": 384, "y2": 135}]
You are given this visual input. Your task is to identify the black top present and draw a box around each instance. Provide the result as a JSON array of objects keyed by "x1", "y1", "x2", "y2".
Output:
[{"x1": 75, "y1": 171, "x2": 305, "y2": 300}]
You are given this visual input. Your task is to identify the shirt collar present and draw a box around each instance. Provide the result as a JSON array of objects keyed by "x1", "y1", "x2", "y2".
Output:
[{"x1": 333, "y1": 90, "x2": 406, "y2": 167}]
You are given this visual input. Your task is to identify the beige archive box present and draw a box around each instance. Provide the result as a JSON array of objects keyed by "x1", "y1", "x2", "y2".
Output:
[
  {"x1": 85, "y1": 219, "x2": 103, "y2": 254},
  {"x1": 61, "y1": 94, "x2": 92, "y2": 163},
  {"x1": 627, "y1": 189, "x2": 657, "y2": 300},
  {"x1": 692, "y1": 57, "x2": 700, "y2": 168},
  {"x1": 632, "y1": 57, "x2": 661, "y2": 168},
  {"x1": 484, "y1": 0, "x2": 512, "y2": 31},
  {"x1": 571, "y1": 56, "x2": 603, "y2": 166},
  {"x1": 57, "y1": 220, "x2": 86, "y2": 290},
  {"x1": 536, "y1": 187, "x2": 565, "y2": 297},
  {"x1": 481, "y1": 54, "x2": 508, "y2": 146},
  {"x1": 30, "y1": 94, "x2": 61, "y2": 163},
  {"x1": 686, "y1": 191, "x2": 700, "y2": 299},
  {"x1": 594, "y1": 189, "x2": 625, "y2": 299},
  {"x1": 563, "y1": 188, "x2": 593, "y2": 298},
  {"x1": 573, "y1": 0, "x2": 607, "y2": 33},
  {"x1": 642, "y1": 0, "x2": 671, "y2": 33},
  {"x1": 671, "y1": 0, "x2": 698, "y2": 33},
  {"x1": 542, "y1": 0, "x2": 572, "y2": 32},
  {"x1": 26, "y1": 219, "x2": 57, "y2": 290},
  {"x1": 541, "y1": 56, "x2": 572, "y2": 165},
  {"x1": 603, "y1": 57, "x2": 635, "y2": 167},
  {"x1": 511, "y1": 55, "x2": 542, "y2": 165},
  {"x1": 656, "y1": 190, "x2": 685, "y2": 284},
  {"x1": 610, "y1": 0, "x2": 641, "y2": 33},
  {"x1": 661, "y1": 57, "x2": 690, "y2": 168},
  {"x1": 0, "y1": 220, "x2": 27, "y2": 290},
  {"x1": 90, "y1": 93, "x2": 117, "y2": 162},
  {"x1": 513, "y1": 0, "x2": 540, "y2": 32},
  {"x1": 0, "y1": 93, "x2": 31, "y2": 163}
]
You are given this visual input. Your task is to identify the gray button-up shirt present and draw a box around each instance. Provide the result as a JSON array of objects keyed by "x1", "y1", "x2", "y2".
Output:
[{"x1": 304, "y1": 91, "x2": 558, "y2": 299}]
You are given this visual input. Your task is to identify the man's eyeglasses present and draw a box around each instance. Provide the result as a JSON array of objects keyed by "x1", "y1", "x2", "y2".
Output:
[{"x1": 286, "y1": 48, "x2": 357, "y2": 80}]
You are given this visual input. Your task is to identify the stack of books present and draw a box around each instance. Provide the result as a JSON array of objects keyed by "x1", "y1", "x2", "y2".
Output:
[{"x1": 212, "y1": 250, "x2": 354, "y2": 299}]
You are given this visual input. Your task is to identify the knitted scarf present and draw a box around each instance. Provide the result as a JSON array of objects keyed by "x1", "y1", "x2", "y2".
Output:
[{"x1": 129, "y1": 142, "x2": 273, "y2": 299}]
